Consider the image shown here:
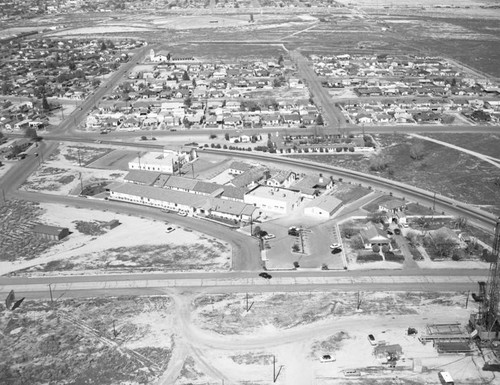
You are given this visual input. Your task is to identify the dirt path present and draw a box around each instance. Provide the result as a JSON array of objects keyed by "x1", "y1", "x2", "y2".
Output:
[
  {"x1": 157, "y1": 288, "x2": 473, "y2": 385},
  {"x1": 409, "y1": 133, "x2": 500, "y2": 169}
]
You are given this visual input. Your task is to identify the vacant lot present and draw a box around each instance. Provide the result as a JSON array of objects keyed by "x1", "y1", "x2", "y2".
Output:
[
  {"x1": 294, "y1": 134, "x2": 500, "y2": 216},
  {"x1": 0, "y1": 296, "x2": 173, "y2": 385},
  {"x1": 0, "y1": 200, "x2": 55, "y2": 262}
]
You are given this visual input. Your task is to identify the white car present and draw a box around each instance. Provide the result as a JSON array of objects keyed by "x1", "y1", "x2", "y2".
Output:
[
  {"x1": 177, "y1": 211, "x2": 188, "y2": 217},
  {"x1": 165, "y1": 226, "x2": 175, "y2": 233},
  {"x1": 330, "y1": 243, "x2": 341, "y2": 249},
  {"x1": 320, "y1": 354, "x2": 336, "y2": 363},
  {"x1": 402, "y1": 223, "x2": 409, "y2": 228},
  {"x1": 263, "y1": 234, "x2": 276, "y2": 240}
]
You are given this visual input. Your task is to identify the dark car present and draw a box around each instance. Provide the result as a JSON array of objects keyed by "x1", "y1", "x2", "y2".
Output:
[
  {"x1": 387, "y1": 230, "x2": 393, "y2": 236},
  {"x1": 288, "y1": 226, "x2": 300, "y2": 236},
  {"x1": 331, "y1": 247, "x2": 342, "y2": 254},
  {"x1": 259, "y1": 272, "x2": 272, "y2": 279},
  {"x1": 394, "y1": 228, "x2": 401, "y2": 235}
]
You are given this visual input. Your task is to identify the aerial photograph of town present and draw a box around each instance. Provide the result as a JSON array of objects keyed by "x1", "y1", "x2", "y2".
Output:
[{"x1": 1, "y1": 0, "x2": 500, "y2": 383}]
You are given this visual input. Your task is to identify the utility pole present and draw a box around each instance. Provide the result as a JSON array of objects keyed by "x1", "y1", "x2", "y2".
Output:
[
  {"x1": 433, "y1": 192, "x2": 436, "y2": 211},
  {"x1": 48, "y1": 283, "x2": 53, "y2": 304},
  {"x1": 273, "y1": 355, "x2": 283, "y2": 383},
  {"x1": 466, "y1": 290, "x2": 470, "y2": 309},
  {"x1": 245, "y1": 293, "x2": 254, "y2": 312},
  {"x1": 1, "y1": 188, "x2": 6, "y2": 203}
]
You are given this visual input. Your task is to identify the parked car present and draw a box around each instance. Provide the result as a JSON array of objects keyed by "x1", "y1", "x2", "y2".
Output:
[
  {"x1": 263, "y1": 233, "x2": 276, "y2": 240},
  {"x1": 177, "y1": 211, "x2": 188, "y2": 217},
  {"x1": 394, "y1": 228, "x2": 401, "y2": 235},
  {"x1": 331, "y1": 247, "x2": 342, "y2": 254},
  {"x1": 259, "y1": 272, "x2": 272, "y2": 279},
  {"x1": 387, "y1": 230, "x2": 393, "y2": 236},
  {"x1": 288, "y1": 226, "x2": 300, "y2": 236},
  {"x1": 330, "y1": 243, "x2": 341, "y2": 249},
  {"x1": 368, "y1": 334, "x2": 377, "y2": 346},
  {"x1": 402, "y1": 223, "x2": 409, "y2": 228},
  {"x1": 320, "y1": 354, "x2": 336, "y2": 363},
  {"x1": 165, "y1": 226, "x2": 175, "y2": 233}
]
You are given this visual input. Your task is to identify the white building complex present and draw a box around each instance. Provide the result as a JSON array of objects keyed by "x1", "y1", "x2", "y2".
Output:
[
  {"x1": 244, "y1": 186, "x2": 302, "y2": 215},
  {"x1": 128, "y1": 148, "x2": 196, "y2": 174}
]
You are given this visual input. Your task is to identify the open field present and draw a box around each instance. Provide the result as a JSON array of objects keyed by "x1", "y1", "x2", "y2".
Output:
[
  {"x1": 0, "y1": 202, "x2": 231, "y2": 276},
  {"x1": 293, "y1": 134, "x2": 500, "y2": 216},
  {"x1": 0, "y1": 296, "x2": 174, "y2": 385},
  {"x1": 2, "y1": 291, "x2": 491, "y2": 385}
]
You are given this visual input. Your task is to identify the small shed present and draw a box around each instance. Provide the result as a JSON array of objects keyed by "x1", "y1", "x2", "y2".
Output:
[
  {"x1": 103, "y1": 219, "x2": 121, "y2": 230},
  {"x1": 32, "y1": 224, "x2": 69, "y2": 241}
]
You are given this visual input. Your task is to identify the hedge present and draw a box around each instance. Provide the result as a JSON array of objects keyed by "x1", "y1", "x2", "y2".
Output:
[{"x1": 356, "y1": 254, "x2": 383, "y2": 263}]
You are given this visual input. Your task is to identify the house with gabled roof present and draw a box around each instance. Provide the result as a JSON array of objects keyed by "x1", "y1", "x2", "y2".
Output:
[
  {"x1": 193, "y1": 181, "x2": 224, "y2": 197},
  {"x1": 162, "y1": 175, "x2": 198, "y2": 192},
  {"x1": 229, "y1": 167, "x2": 266, "y2": 189},
  {"x1": 291, "y1": 174, "x2": 335, "y2": 198},
  {"x1": 124, "y1": 170, "x2": 161, "y2": 186},
  {"x1": 229, "y1": 161, "x2": 253, "y2": 175},
  {"x1": 264, "y1": 170, "x2": 297, "y2": 188},
  {"x1": 220, "y1": 185, "x2": 247, "y2": 202},
  {"x1": 359, "y1": 223, "x2": 390, "y2": 248},
  {"x1": 202, "y1": 197, "x2": 256, "y2": 223}
]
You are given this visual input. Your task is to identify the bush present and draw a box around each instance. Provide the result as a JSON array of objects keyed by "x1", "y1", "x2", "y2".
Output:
[
  {"x1": 385, "y1": 252, "x2": 405, "y2": 262},
  {"x1": 372, "y1": 244, "x2": 380, "y2": 252},
  {"x1": 293, "y1": 261, "x2": 300, "y2": 268}
]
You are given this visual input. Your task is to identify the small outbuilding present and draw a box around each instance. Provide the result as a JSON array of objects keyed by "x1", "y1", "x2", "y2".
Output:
[{"x1": 32, "y1": 224, "x2": 70, "y2": 241}]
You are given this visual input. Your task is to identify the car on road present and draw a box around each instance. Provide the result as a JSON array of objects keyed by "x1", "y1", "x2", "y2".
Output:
[
  {"x1": 320, "y1": 354, "x2": 336, "y2": 363},
  {"x1": 402, "y1": 223, "x2": 409, "y2": 228},
  {"x1": 259, "y1": 272, "x2": 272, "y2": 279},
  {"x1": 387, "y1": 230, "x2": 393, "y2": 236},
  {"x1": 331, "y1": 247, "x2": 342, "y2": 254},
  {"x1": 368, "y1": 334, "x2": 377, "y2": 346},
  {"x1": 165, "y1": 226, "x2": 175, "y2": 233},
  {"x1": 394, "y1": 228, "x2": 401, "y2": 235},
  {"x1": 263, "y1": 233, "x2": 276, "y2": 240},
  {"x1": 177, "y1": 211, "x2": 188, "y2": 217},
  {"x1": 329, "y1": 243, "x2": 341, "y2": 249}
]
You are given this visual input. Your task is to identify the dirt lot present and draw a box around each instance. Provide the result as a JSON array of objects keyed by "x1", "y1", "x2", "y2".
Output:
[
  {"x1": 0, "y1": 203, "x2": 231, "y2": 276},
  {"x1": 4, "y1": 290, "x2": 488, "y2": 385},
  {"x1": 0, "y1": 296, "x2": 174, "y2": 385},
  {"x1": 21, "y1": 143, "x2": 126, "y2": 196}
]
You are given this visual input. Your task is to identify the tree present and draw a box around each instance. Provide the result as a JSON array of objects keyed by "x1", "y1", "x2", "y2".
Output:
[
  {"x1": 182, "y1": 71, "x2": 190, "y2": 81},
  {"x1": 249, "y1": 13, "x2": 254, "y2": 23},
  {"x1": 368, "y1": 211, "x2": 385, "y2": 224},
  {"x1": 369, "y1": 154, "x2": 391, "y2": 171},
  {"x1": 409, "y1": 141, "x2": 425, "y2": 160},
  {"x1": 68, "y1": 61, "x2": 76, "y2": 71},
  {"x1": 184, "y1": 96, "x2": 192, "y2": 108},
  {"x1": 100, "y1": 41, "x2": 107, "y2": 51},
  {"x1": 42, "y1": 95, "x2": 50, "y2": 111},
  {"x1": 278, "y1": 54, "x2": 284, "y2": 66},
  {"x1": 224, "y1": 133, "x2": 230, "y2": 141},
  {"x1": 428, "y1": 233, "x2": 457, "y2": 258},
  {"x1": 315, "y1": 114, "x2": 324, "y2": 126},
  {"x1": 452, "y1": 216, "x2": 468, "y2": 230}
]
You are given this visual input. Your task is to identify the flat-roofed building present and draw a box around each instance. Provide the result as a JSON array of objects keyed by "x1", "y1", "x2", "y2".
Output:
[
  {"x1": 244, "y1": 186, "x2": 302, "y2": 215},
  {"x1": 304, "y1": 195, "x2": 343, "y2": 219}
]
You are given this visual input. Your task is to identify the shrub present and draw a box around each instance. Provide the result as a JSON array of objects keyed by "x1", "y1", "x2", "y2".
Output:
[
  {"x1": 385, "y1": 252, "x2": 404, "y2": 262},
  {"x1": 357, "y1": 254, "x2": 383, "y2": 263},
  {"x1": 293, "y1": 261, "x2": 300, "y2": 268},
  {"x1": 381, "y1": 244, "x2": 390, "y2": 253},
  {"x1": 372, "y1": 244, "x2": 380, "y2": 253}
]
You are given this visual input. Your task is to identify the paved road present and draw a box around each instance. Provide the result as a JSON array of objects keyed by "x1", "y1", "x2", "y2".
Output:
[
  {"x1": 290, "y1": 50, "x2": 347, "y2": 135},
  {"x1": 12, "y1": 190, "x2": 262, "y2": 272},
  {"x1": 1, "y1": 140, "x2": 58, "y2": 196},
  {"x1": 0, "y1": 273, "x2": 485, "y2": 299}
]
